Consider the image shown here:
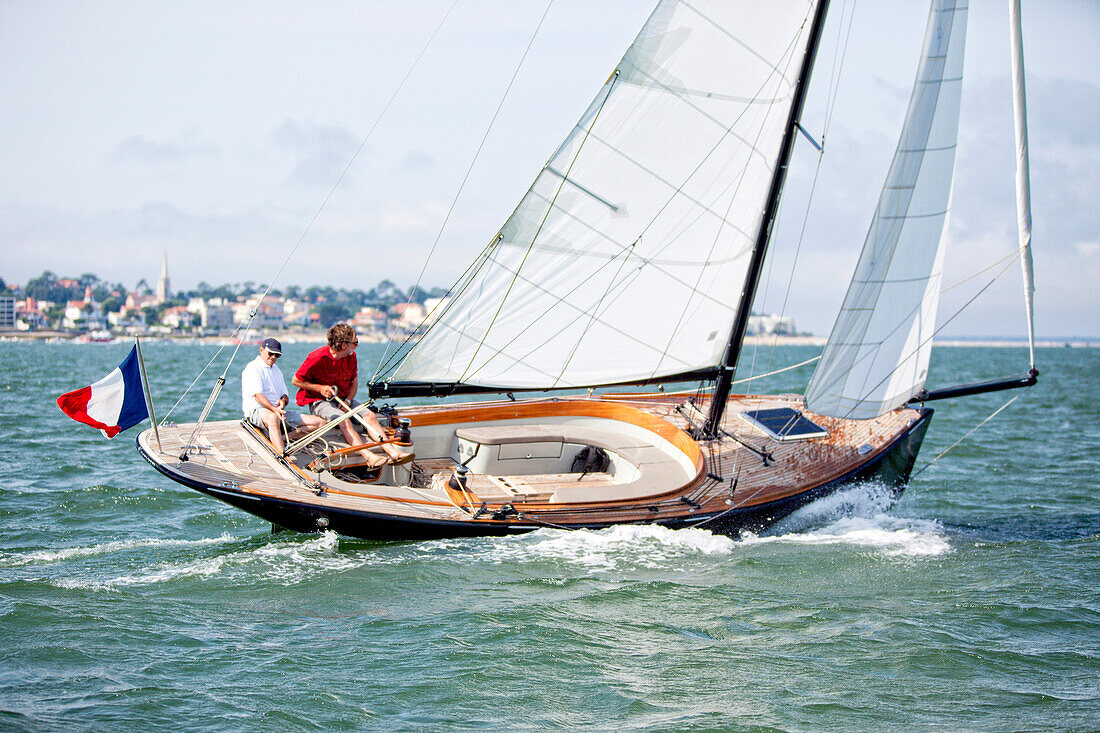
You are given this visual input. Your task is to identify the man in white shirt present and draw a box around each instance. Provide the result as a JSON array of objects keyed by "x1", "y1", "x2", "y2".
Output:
[{"x1": 241, "y1": 338, "x2": 325, "y2": 454}]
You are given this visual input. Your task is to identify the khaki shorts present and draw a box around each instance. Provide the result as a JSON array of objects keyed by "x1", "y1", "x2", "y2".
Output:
[
  {"x1": 308, "y1": 398, "x2": 362, "y2": 423},
  {"x1": 247, "y1": 406, "x2": 303, "y2": 430}
]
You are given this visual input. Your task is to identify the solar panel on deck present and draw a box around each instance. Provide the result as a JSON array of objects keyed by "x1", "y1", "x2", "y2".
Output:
[{"x1": 740, "y1": 407, "x2": 828, "y2": 442}]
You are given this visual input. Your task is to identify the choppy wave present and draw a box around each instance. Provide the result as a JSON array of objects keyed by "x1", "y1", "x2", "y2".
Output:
[
  {"x1": 49, "y1": 532, "x2": 371, "y2": 591},
  {"x1": 27, "y1": 485, "x2": 948, "y2": 590},
  {"x1": 0, "y1": 534, "x2": 238, "y2": 567},
  {"x1": 744, "y1": 515, "x2": 950, "y2": 556},
  {"x1": 756, "y1": 483, "x2": 950, "y2": 556},
  {"x1": 495, "y1": 524, "x2": 737, "y2": 570},
  {"x1": 465, "y1": 484, "x2": 949, "y2": 570}
]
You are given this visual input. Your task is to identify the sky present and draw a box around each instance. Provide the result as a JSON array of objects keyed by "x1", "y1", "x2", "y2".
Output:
[{"x1": 1, "y1": 0, "x2": 1097, "y2": 338}]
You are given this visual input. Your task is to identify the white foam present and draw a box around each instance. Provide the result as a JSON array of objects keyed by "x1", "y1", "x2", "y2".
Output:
[
  {"x1": 760, "y1": 483, "x2": 951, "y2": 557},
  {"x1": 0, "y1": 534, "x2": 237, "y2": 567},
  {"x1": 476, "y1": 524, "x2": 736, "y2": 571},
  {"x1": 52, "y1": 531, "x2": 373, "y2": 590},
  {"x1": 768, "y1": 482, "x2": 898, "y2": 535},
  {"x1": 471, "y1": 483, "x2": 948, "y2": 568},
  {"x1": 744, "y1": 515, "x2": 951, "y2": 557}
]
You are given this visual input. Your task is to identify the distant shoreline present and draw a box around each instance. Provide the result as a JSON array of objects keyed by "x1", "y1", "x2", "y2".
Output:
[{"x1": 3, "y1": 331, "x2": 1097, "y2": 348}]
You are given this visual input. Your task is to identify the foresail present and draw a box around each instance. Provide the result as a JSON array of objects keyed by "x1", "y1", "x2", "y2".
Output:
[
  {"x1": 805, "y1": 0, "x2": 967, "y2": 420},
  {"x1": 384, "y1": 0, "x2": 821, "y2": 392}
]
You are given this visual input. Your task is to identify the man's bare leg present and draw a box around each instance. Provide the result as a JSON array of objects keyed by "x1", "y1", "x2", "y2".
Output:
[
  {"x1": 357, "y1": 412, "x2": 412, "y2": 462},
  {"x1": 260, "y1": 411, "x2": 287, "y2": 454}
]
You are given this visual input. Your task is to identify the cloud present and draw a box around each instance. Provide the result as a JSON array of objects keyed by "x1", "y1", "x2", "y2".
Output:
[
  {"x1": 1074, "y1": 240, "x2": 1099, "y2": 258},
  {"x1": 378, "y1": 201, "x2": 449, "y2": 234},
  {"x1": 109, "y1": 134, "x2": 219, "y2": 163},
  {"x1": 272, "y1": 120, "x2": 361, "y2": 188},
  {"x1": 401, "y1": 151, "x2": 435, "y2": 171}
]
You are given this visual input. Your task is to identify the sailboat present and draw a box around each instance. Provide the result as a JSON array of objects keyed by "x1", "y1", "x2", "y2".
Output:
[{"x1": 138, "y1": 0, "x2": 1038, "y2": 541}]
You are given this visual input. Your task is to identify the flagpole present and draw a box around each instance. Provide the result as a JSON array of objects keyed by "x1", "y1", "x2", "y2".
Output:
[{"x1": 135, "y1": 336, "x2": 162, "y2": 453}]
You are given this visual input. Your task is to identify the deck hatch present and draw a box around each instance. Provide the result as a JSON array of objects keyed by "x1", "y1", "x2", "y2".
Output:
[{"x1": 740, "y1": 407, "x2": 828, "y2": 442}]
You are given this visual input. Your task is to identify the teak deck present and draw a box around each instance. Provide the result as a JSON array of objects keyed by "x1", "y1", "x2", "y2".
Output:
[{"x1": 138, "y1": 393, "x2": 926, "y2": 537}]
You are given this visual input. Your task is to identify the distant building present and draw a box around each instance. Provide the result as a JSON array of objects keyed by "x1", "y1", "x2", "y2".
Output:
[
  {"x1": 15, "y1": 297, "x2": 46, "y2": 331},
  {"x1": 235, "y1": 295, "x2": 283, "y2": 329},
  {"x1": 63, "y1": 287, "x2": 106, "y2": 330},
  {"x1": 108, "y1": 308, "x2": 145, "y2": 331},
  {"x1": 0, "y1": 296, "x2": 15, "y2": 330},
  {"x1": 156, "y1": 252, "x2": 171, "y2": 303},
  {"x1": 350, "y1": 306, "x2": 387, "y2": 334},
  {"x1": 161, "y1": 305, "x2": 192, "y2": 330},
  {"x1": 747, "y1": 314, "x2": 796, "y2": 336},
  {"x1": 188, "y1": 298, "x2": 235, "y2": 332},
  {"x1": 283, "y1": 309, "x2": 313, "y2": 329},
  {"x1": 391, "y1": 302, "x2": 426, "y2": 331},
  {"x1": 422, "y1": 297, "x2": 449, "y2": 326},
  {"x1": 126, "y1": 292, "x2": 158, "y2": 311}
]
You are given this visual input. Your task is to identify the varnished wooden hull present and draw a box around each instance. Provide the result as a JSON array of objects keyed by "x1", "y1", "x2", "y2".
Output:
[{"x1": 136, "y1": 394, "x2": 933, "y2": 541}]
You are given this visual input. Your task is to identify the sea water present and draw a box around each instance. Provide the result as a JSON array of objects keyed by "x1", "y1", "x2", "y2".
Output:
[{"x1": 0, "y1": 341, "x2": 1096, "y2": 731}]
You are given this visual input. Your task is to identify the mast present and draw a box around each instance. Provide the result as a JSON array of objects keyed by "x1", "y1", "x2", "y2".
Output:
[{"x1": 702, "y1": 0, "x2": 832, "y2": 438}]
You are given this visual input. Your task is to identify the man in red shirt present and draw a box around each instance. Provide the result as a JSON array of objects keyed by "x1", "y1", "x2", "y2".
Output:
[{"x1": 292, "y1": 323, "x2": 411, "y2": 468}]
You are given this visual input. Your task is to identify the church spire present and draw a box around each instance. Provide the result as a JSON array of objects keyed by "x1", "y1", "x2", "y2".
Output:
[{"x1": 156, "y1": 251, "x2": 171, "y2": 303}]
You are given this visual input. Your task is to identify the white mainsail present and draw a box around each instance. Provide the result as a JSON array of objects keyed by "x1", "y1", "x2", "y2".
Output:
[
  {"x1": 805, "y1": 0, "x2": 968, "y2": 420},
  {"x1": 386, "y1": 0, "x2": 821, "y2": 391}
]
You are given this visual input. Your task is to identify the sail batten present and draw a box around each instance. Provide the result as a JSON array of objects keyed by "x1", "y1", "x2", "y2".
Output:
[
  {"x1": 383, "y1": 0, "x2": 821, "y2": 393},
  {"x1": 805, "y1": 0, "x2": 968, "y2": 421}
]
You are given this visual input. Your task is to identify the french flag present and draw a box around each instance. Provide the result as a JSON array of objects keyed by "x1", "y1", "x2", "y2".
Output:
[{"x1": 57, "y1": 346, "x2": 149, "y2": 438}]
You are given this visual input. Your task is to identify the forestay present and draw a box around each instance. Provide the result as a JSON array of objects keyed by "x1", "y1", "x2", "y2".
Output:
[
  {"x1": 805, "y1": 0, "x2": 967, "y2": 420},
  {"x1": 384, "y1": 0, "x2": 822, "y2": 391}
]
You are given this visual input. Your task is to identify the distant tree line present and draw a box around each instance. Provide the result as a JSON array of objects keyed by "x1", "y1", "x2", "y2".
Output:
[{"x1": 6, "y1": 271, "x2": 448, "y2": 323}]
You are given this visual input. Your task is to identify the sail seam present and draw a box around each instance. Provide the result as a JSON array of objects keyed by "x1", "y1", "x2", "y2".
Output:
[
  {"x1": 445, "y1": 253, "x2": 697, "y2": 385},
  {"x1": 454, "y1": 73, "x2": 624, "y2": 386},
  {"x1": 647, "y1": 17, "x2": 812, "y2": 378},
  {"x1": 806, "y1": 0, "x2": 962, "y2": 416}
]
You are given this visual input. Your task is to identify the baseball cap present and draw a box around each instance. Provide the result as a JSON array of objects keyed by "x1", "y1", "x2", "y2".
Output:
[{"x1": 260, "y1": 337, "x2": 282, "y2": 355}]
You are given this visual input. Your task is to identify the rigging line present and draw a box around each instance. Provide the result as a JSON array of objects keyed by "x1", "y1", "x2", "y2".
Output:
[
  {"x1": 731, "y1": 354, "x2": 820, "y2": 386},
  {"x1": 389, "y1": 11, "x2": 803, "y2": 386},
  {"x1": 822, "y1": 0, "x2": 858, "y2": 138},
  {"x1": 159, "y1": 338, "x2": 236, "y2": 424},
  {"x1": 372, "y1": 240, "x2": 498, "y2": 379},
  {"x1": 373, "y1": 0, "x2": 558, "y2": 379},
  {"x1": 456, "y1": 73, "x2": 622, "y2": 387},
  {"x1": 650, "y1": 20, "x2": 810, "y2": 379},
  {"x1": 627, "y1": 28, "x2": 808, "y2": 254},
  {"x1": 756, "y1": 128, "x2": 828, "y2": 398},
  {"x1": 161, "y1": 303, "x2": 268, "y2": 425},
  {"x1": 554, "y1": 242, "x2": 642, "y2": 385},
  {"x1": 259, "y1": 0, "x2": 463, "y2": 324},
  {"x1": 827, "y1": 9, "x2": 964, "y2": 369},
  {"x1": 756, "y1": 0, "x2": 857, "y2": 397},
  {"x1": 911, "y1": 395, "x2": 1019, "y2": 478},
  {"x1": 940, "y1": 244, "x2": 1028, "y2": 293},
  {"x1": 169, "y1": 0, "x2": 461, "y2": 420},
  {"x1": 832, "y1": 253, "x2": 1025, "y2": 420}
]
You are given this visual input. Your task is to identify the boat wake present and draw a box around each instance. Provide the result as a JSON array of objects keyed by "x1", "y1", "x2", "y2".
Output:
[
  {"x1": 42, "y1": 531, "x2": 371, "y2": 591},
  {"x1": 746, "y1": 482, "x2": 950, "y2": 557},
  {"x1": 478, "y1": 483, "x2": 949, "y2": 569},
  {"x1": 24, "y1": 483, "x2": 947, "y2": 591},
  {"x1": 497, "y1": 524, "x2": 738, "y2": 571},
  {"x1": 0, "y1": 533, "x2": 238, "y2": 568}
]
